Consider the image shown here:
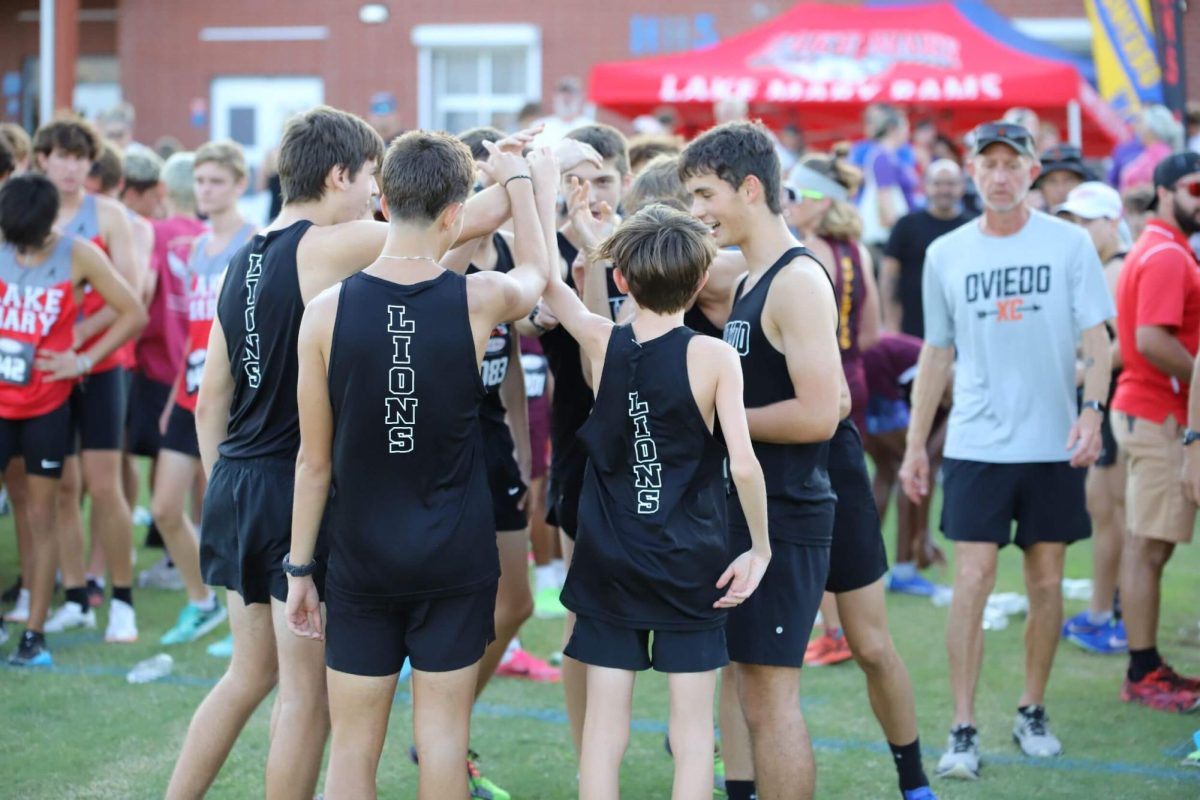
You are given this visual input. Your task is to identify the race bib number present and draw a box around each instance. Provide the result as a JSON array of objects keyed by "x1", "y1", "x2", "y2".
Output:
[
  {"x1": 185, "y1": 348, "x2": 206, "y2": 395},
  {"x1": 0, "y1": 338, "x2": 34, "y2": 386}
]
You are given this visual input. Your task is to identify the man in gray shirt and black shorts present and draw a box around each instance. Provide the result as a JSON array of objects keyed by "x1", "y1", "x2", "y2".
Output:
[{"x1": 900, "y1": 121, "x2": 1114, "y2": 781}]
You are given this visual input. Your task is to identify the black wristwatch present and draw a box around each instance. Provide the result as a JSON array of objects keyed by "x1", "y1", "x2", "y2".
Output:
[
  {"x1": 1183, "y1": 429, "x2": 1200, "y2": 446},
  {"x1": 282, "y1": 553, "x2": 317, "y2": 578},
  {"x1": 1081, "y1": 399, "x2": 1106, "y2": 415},
  {"x1": 527, "y1": 304, "x2": 548, "y2": 335}
]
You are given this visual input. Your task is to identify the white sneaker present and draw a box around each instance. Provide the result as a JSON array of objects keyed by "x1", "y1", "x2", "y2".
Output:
[
  {"x1": 132, "y1": 505, "x2": 153, "y2": 527},
  {"x1": 1012, "y1": 706, "x2": 1062, "y2": 757},
  {"x1": 4, "y1": 588, "x2": 30, "y2": 623},
  {"x1": 105, "y1": 599, "x2": 138, "y2": 643},
  {"x1": 936, "y1": 724, "x2": 981, "y2": 780},
  {"x1": 137, "y1": 556, "x2": 184, "y2": 591},
  {"x1": 43, "y1": 602, "x2": 96, "y2": 633}
]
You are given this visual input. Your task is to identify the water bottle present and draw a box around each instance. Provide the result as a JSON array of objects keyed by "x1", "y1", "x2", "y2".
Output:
[{"x1": 127, "y1": 653, "x2": 174, "y2": 684}]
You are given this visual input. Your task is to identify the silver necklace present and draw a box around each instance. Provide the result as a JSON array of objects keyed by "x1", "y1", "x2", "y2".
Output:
[{"x1": 379, "y1": 254, "x2": 438, "y2": 263}]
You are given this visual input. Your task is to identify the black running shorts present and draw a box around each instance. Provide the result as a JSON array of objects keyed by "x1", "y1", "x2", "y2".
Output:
[
  {"x1": 940, "y1": 458, "x2": 1091, "y2": 549},
  {"x1": 548, "y1": 453, "x2": 586, "y2": 540},
  {"x1": 161, "y1": 404, "x2": 199, "y2": 459},
  {"x1": 67, "y1": 367, "x2": 129, "y2": 453},
  {"x1": 826, "y1": 421, "x2": 889, "y2": 594},
  {"x1": 481, "y1": 417, "x2": 527, "y2": 533},
  {"x1": 201, "y1": 456, "x2": 325, "y2": 604},
  {"x1": 125, "y1": 373, "x2": 172, "y2": 457},
  {"x1": 325, "y1": 581, "x2": 497, "y2": 677},
  {"x1": 566, "y1": 615, "x2": 728, "y2": 673},
  {"x1": 724, "y1": 530, "x2": 829, "y2": 668},
  {"x1": 0, "y1": 401, "x2": 72, "y2": 478}
]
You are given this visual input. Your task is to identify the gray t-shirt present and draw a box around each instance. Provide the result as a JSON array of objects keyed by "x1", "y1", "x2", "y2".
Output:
[{"x1": 923, "y1": 210, "x2": 1115, "y2": 463}]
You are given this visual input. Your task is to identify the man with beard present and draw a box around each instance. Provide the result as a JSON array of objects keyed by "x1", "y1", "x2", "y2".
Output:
[{"x1": 1115, "y1": 151, "x2": 1200, "y2": 712}]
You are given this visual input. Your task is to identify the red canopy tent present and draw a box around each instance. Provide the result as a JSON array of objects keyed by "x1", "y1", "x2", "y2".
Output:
[{"x1": 588, "y1": 2, "x2": 1129, "y2": 154}]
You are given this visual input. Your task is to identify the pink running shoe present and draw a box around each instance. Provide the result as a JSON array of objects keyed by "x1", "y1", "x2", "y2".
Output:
[{"x1": 495, "y1": 649, "x2": 562, "y2": 682}]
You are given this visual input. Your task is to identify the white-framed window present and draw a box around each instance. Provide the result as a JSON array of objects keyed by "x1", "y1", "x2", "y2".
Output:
[{"x1": 412, "y1": 24, "x2": 542, "y2": 133}]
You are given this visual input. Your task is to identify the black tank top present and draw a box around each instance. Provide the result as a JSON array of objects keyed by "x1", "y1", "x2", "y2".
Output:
[
  {"x1": 562, "y1": 325, "x2": 728, "y2": 630},
  {"x1": 468, "y1": 234, "x2": 516, "y2": 424},
  {"x1": 216, "y1": 220, "x2": 312, "y2": 460},
  {"x1": 325, "y1": 270, "x2": 497, "y2": 599},
  {"x1": 684, "y1": 305, "x2": 725, "y2": 339},
  {"x1": 724, "y1": 246, "x2": 836, "y2": 544},
  {"x1": 541, "y1": 232, "x2": 627, "y2": 481}
]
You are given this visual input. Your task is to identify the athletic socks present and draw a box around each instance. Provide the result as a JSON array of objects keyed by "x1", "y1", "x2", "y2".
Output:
[
  {"x1": 534, "y1": 565, "x2": 558, "y2": 593},
  {"x1": 551, "y1": 558, "x2": 566, "y2": 587},
  {"x1": 725, "y1": 780, "x2": 757, "y2": 800},
  {"x1": 1128, "y1": 647, "x2": 1163, "y2": 682},
  {"x1": 827, "y1": 626, "x2": 845, "y2": 640},
  {"x1": 112, "y1": 586, "x2": 133, "y2": 607},
  {"x1": 891, "y1": 561, "x2": 917, "y2": 581},
  {"x1": 65, "y1": 586, "x2": 89, "y2": 609},
  {"x1": 889, "y1": 738, "x2": 929, "y2": 792},
  {"x1": 1086, "y1": 609, "x2": 1113, "y2": 626},
  {"x1": 194, "y1": 592, "x2": 218, "y2": 612}
]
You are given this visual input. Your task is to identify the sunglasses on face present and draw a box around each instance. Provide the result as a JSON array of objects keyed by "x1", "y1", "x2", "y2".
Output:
[
  {"x1": 1174, "y1": 180, "x2": 1200, "y2": 198},
  {"x1": 796, "y1": 189, "x2": 826, "y2": 201}
]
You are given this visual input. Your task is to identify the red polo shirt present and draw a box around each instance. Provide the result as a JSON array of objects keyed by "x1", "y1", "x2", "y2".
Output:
[{"x1": 1113, "y1": 219, "x2": 1200, "y2": 424}]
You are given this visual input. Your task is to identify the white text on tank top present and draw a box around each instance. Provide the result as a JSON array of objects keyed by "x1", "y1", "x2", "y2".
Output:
[
  {"x1": 481, "y1": 323, "x2": 510, "y2": 390},
  {"x1": 242, "y1": 254, "x2": 262, "y2": 388},
  {"x1": 629, "y1": 391, "x2": 662, "y2": 514},
  {"x1": 386, "y1": 304, "x2": 417, "y2": 453}
]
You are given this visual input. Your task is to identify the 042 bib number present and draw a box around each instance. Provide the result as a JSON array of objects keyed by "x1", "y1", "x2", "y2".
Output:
[{"x1": 0, "y1": 338, "x2": 35, "y2": 386}]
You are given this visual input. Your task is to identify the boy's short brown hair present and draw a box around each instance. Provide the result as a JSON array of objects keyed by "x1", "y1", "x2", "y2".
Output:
[
  {"x1": 679, "y1": 120, "x2": 783, "y2": 215},
  {"x1": 89, "y1": 141, "x2": 124, "y2": 193},
  {"x1": 566, "y1": 123, "x2": 630, "y2": 176},
  {"x1": 278, "y1": 105, "x2": 384, "y2": 205},
  {"x1": 624, "y1": 155, "x2": 691, "y2": 216},
  {"x1": 380, "y1": 131, "x2": 476, "y2": 223},
  {"x1": 597, "y1": 203, "x2": 716, "y2": 314},
  {"x1": 195, "y1": 139, "x2": 248, "y2": 181},
  {"x1": 457, "y1": 127, "x2": 507, "y2": 162},
  {"x1": 32, "y1": 116, "x2": 102, "y2": 161},
  {"x1": 628, "y1": 134, "x2": 684, "y2": 175},
  {"x1": 0, "y1": 123, "x2": 32, "y2": 166}
]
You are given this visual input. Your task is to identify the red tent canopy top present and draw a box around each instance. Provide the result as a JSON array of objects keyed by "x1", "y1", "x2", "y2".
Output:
[{"x1": 588, "y1": 2, "x2": 1129, "y2": 154}]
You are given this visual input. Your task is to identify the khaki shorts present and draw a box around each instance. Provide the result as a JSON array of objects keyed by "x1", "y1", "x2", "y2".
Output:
[{"x1": 1113, "y1": 413, "x2": 1197, "y2": 544}]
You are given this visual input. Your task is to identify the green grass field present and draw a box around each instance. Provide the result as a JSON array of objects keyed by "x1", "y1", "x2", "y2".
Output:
[{"x1": 2, "y1": 479, "x2": 1199, "y2": 800}]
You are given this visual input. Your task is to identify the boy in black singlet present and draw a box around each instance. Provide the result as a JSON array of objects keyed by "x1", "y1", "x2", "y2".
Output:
[
  {"x1": 543, "y1": 203, "x2": 770, "y2": 800},
  {"x1": 681, "y1": 121, "x2": 843, "y2": 800},
  {"x1": 168, "y1": 107, "x2": 527, "y2": 800},
  {"x1": 285, "y1": 133, "x2": 553, "y2": 799}
]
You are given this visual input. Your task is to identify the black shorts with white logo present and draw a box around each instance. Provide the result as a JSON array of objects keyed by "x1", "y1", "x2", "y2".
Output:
[
  {"x1": 827, "y1": 420, "x2": 889, "y2": 593},
  {"x1": 725, "y1": 527, "x2": 830, "y2": 668},
  {"x1": 481, "y1": 417, "x2": 527, "y2": 533},
  {"x1": 566, "y1": 615, "x2": 728, "y2": 673},
  {"x1": 161, "y1": 404, "x2": 200, "y2": 459},
  {"x1": 941, "y1": 457, "x2": 1091, "y2": 549},
  {"x1": 325, "y1": 581, "x2": 497, "y2": 677},
  {"x1": 67, "y1": 367, "x2": 128, "y2": 453},
  {"x1": 201, "y1": 456, "x2": 326, "y2": 605},
  {"x1": 0, "y1": 401, "x2": 72, "y2": 478},
  {"x1": 125, "y1": 373, "x2": 172, "y2": 457}
]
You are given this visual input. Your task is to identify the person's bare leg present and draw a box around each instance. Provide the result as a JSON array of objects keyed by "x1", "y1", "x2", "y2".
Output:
[
  {"x1": 475, "y1": 528, "x2": 534, "y2": 698},
  {"x1": 1085, "y1": 462, "x2": 1125, "y2": 616},
  {"x1": 53, "y1": 457, "x2": 88, "y2": 589},
  {"x1": 266, "y1": 599, "x2": 330, "y2": 800},
  {"x1": 5, "y1": 460, "x2": 35, "y2": 583},
  {"x1": 1121, "y1": 536, "x2": 1175, "y2": 652},
  {"x1": 81, "y1": 450, "x2": 134, "y2": 588},
  {"x1": 166, "y1": 593, "x2": 277, "y2": 799},
  {"x1": 528, "y1": 476, "x2": 553, "y2": 567},
  {"x1": 946, "y1": 542, "x2": 998, "y2": 725},
  {"x1": 413, "y1": 663, "x2": 481, "y2": 800},
  {"x1": 560, "y1": 530, "x2": 586, "y2": 758},
  {"x1": 668, "y1": 670, "x2": 718, "y2": 800},
  {"x1": 150, "y1": 451, "x2": 208, "y2": 603},
  {"x1": 579, "y1": 666, "x2": 635, "y2": 800},
  {"x1": 736, "y1": 663, "x2": 813, "y2": 800},
  {"x1": 122, "y1": 452, "x2": 140, "y2": 509},
  {"x1": 324, "y1": 669, "x2": 398, "y2": 800},
  {"x1": 1020, "y1": 543, "x2": 1066, "y2": 707},
  {"x1": 838, "y1": 579, "x2": 918, "y2": 743},
  {"x1": 817, "y1": 592, "x2": 841, "y2": 633},
  {"x1": 22, "y1": 473, "x2": 61, "y2": 632},
  {"x1": 718, "y1": 666, "x2": 754, "y2": 782}
]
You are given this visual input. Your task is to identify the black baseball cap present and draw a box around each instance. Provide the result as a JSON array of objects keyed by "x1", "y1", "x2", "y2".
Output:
[
  {"x1": 1148, "y1": 150, "x2": 1200, "y2": 210},
  {"x1": 1034, "y1": 144, "x2": 1095, "y2": 187},
  {"x1": 970, "y1": 121, "x2": 1035, "y2": 158}
]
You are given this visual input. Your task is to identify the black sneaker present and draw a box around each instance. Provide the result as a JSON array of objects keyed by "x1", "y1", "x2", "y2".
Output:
[
  {"x1": 8, "y1": 630, "x2": 52, "y2": 667},
  {"x1": 1, "y1": 576, "x2": 22, "y2": 604}
]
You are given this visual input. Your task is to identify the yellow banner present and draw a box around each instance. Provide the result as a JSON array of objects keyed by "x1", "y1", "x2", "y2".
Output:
[{"x1": 1085, "y1": 0, "x2": 1163, "y2": 116}]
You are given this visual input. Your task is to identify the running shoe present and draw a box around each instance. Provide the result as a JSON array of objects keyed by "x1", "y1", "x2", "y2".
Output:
[
  {"x1": 935, "y1": 724, "x2": 980, "y2": 780},
  {"x1": 206, "y1": 633, "x2": 234, "y2": 658},
  {"x1": 160, "y1": 600, "x2": 228, "y2": 645},
  {"x1": 1065, "y1": 617, "x2": 1127, "y2": 655},
  {"x1": 902, "y1": 788, "x2": 938, "y2": 800},
  {"x1": 1120, "y1": 666, "x2": 1200, "y2": 713},
  {"x1": 495, "y1": 649, "x2": 561, "y2": 682},
  {"x1": 1, "y1": 576, "x2": 21, "y2": 604},
  {"x1": 43, "y1": 602, "x2": 97, "y2": 633},
  {"x1": 467, "y1": 750, "x2": 511, "y2": 800},
  {"x1": 804, "y1": 632, "x2": 853, "y2": 666},
  {"x1": 8, "y1": 630, "x2": 52, "y2": 666},
  {"x1": 1012, "y1": 705, "x2": 1062, "y2": 757},
  {"x1": 137, "y1": 556, "x2": 185, "y2": 591},
  {"x1": 886, "y1": 571, "x2": 938, "y2": 597},
  {"x1": 1159, "y1": 663, "x2": 1200, "y2": 693},
  {"x1": 533, "y1": 586, "x2": 568, "y2": 619},
  {"x1": 4, "y1": 587, "x2": 30, "y2": 623},
  {"x1": 0, "y1": 619, "x2": 7, "y2": 646},
  {"x1": 105, "y1": 599, "x2": 139, "y2": 643}
]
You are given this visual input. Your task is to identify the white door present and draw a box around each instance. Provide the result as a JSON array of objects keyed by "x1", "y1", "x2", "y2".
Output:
[{"x1": 210, "y1": 76, "x2": 324, "y2": 221}]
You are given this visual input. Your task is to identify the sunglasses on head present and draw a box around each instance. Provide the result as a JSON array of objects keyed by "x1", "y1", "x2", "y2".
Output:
[{"x1": 1174, "y1": 180, "x2": 1200, "y2": 198}]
